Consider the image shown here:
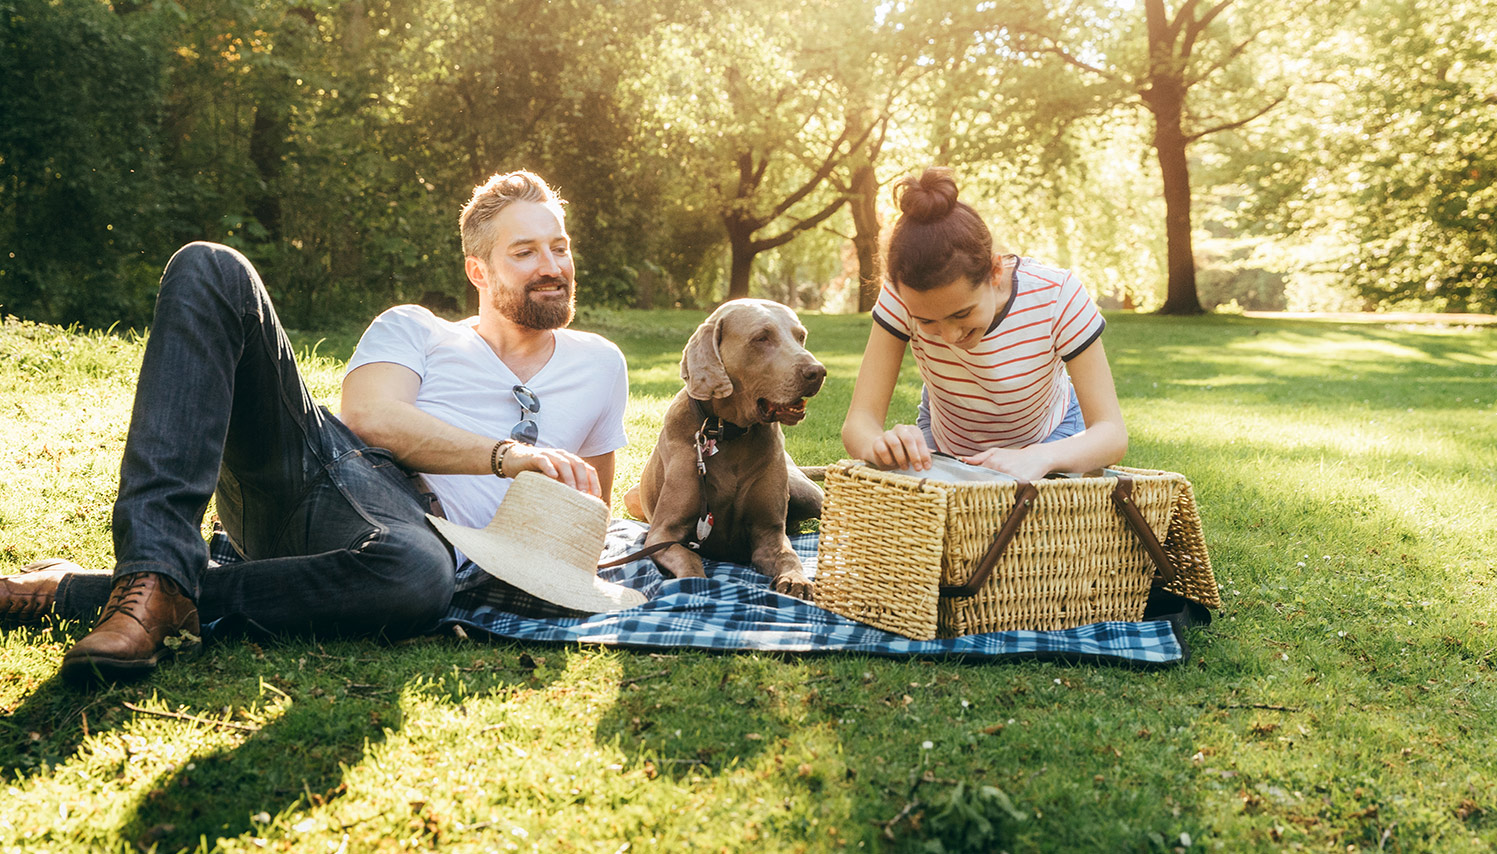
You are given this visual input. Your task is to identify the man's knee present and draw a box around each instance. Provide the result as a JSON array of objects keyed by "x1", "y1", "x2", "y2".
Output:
[
  {"x1": 165, "y1": 241, "x2": 245, "y2": 274},
  {"x1": 158, "y1": 242, "x2": 258, "y2": 303}
]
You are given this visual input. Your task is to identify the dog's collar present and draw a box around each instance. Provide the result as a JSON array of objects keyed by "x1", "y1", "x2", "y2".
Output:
[
  {"x1": 687, "y1": 397, "x2": 750, "y2": 544},
  {"x1": 690, "y1": 398, "x2": 749, "y2": 443}
]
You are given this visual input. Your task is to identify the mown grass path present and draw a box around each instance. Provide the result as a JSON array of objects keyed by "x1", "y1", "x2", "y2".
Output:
[{"x1": 2, "y1": 310, "x2": 1494, "y2": 853}]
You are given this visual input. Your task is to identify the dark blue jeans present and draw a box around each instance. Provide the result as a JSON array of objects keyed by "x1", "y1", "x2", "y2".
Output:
[{"x1": 55, "y1": 242, "x2": 454, "y2": 638}]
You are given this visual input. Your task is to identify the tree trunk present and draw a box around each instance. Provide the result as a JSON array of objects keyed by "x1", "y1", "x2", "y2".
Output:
[
  {"x1": 635, "y1": 266, "x2": 656, "y2": 310},
  {"x1": 849, "y1": 163, "x2": 882, "y2": 312},
  {"x1": 248, "y1": 106, "x2": 285, "y2": 240},
  {"x1": 1143, "y1": 0, "x2": 1204, "y2": 315},
  {"x1": 1154, "y1": 121, "x2": 1203, "y2": 315},
  {"x1": 726, "y1": 217, "x2": 755, "y2": 301}
]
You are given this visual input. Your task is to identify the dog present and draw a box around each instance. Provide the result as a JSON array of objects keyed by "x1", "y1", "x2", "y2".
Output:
[{"x1": 624, "y1": 299, "x2": 826, "y2": 599}]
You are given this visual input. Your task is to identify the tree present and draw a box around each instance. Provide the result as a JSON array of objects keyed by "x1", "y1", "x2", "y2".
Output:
[
  {"x1": 860, "y1": 1, "x2": 1151, "y2": 310},
  {"x1": 637, "y1": 0, "x2": 911, "y2": 303},
  {"x1": 0, "y1": 0, "x2": 171, "y2": 326},
  {"x1": 830, "y1": 0, "x2": 971, "y2": 312},
  {"x1": 396, "y1": 0, "x2": 690, "y2": 310},
  {"x1": 1016, "y1": 0, "x2": 1301, "y2": 314},
  {"x1": 1228, "y1": 0, "x2": 1497, "y2": 312}
]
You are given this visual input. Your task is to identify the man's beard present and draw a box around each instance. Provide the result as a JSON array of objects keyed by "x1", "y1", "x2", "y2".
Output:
[{"x1": 494, "y1": 276, "x2": 576, "y2": 330}]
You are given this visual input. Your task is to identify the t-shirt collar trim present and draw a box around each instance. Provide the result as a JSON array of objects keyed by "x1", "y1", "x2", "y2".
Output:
[{"x1": 985, "y1": 257, "x2": 1021, "y2": 335}]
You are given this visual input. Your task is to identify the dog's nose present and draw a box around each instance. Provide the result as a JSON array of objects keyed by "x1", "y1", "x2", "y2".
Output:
[{"x1": 802, "y1": 362, "x2": 827, "y2": 392}]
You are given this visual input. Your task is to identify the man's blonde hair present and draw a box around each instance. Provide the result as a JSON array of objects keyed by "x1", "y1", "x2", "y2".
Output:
[{"x1": 459, "y1": 170, "x2": 566, "y2": 262}]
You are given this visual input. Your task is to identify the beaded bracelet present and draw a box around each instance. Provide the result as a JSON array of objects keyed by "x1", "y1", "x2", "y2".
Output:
[{"x1": 490, "y1": 439, "x2": 516, "y2": 478}]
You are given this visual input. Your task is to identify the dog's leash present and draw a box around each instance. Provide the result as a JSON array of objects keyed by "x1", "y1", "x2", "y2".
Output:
[{"x1": 596, "y1": 539, "x2": 682, "y2": 569}]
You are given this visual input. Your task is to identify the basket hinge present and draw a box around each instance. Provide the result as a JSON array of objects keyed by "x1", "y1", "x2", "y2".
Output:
[{"x1": 939, "y1": 481, "x2": 1038, "y2": 598}]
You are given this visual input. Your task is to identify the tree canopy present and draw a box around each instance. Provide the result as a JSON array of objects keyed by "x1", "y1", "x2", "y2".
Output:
[{"x1": 1, "y1": 0, "x2": 1491, "y2": 328}]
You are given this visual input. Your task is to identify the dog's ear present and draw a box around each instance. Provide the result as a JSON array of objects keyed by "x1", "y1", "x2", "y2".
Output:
[{"x1": 681, "y1": 307, "x2": 734, "y2": 400}]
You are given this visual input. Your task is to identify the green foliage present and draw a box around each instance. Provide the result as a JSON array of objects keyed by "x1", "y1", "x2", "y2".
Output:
[
  {"x1": 1334, "y1": 0, "x2": 1497, "y2": 312},
  {"x1": 0, "y1": 0, "x2": 172, "y2": 327},
  {"x1": 3, "y1": 0, "x2": 1494, "y2": 325},
  {"x1": 1225, "y1": 0, "x2": 1497, "y2": 313},
  {"x1": 629, "y1": 0, "x2": 906, "y2": 301},
  {"x1": 388, "y1": 0, "x2": 692, "y2": 309}
]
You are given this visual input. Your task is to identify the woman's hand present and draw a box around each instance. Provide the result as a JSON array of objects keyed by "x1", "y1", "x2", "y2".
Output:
[
  {"x1": 503, "y1": 444, "x2": 602, "y2": 498},
  {"x1": 869, "y1": 424, "x2": 933, "y2": 470},
  {"x1": 962, "y1": 446, "x2": 1054, "y2": 482}
]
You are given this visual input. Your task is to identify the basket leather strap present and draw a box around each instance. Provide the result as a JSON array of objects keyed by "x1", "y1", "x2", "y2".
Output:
[
  {"x1": 940, "y1": 481, "x2": 1038, "y2": 598},
  {"x1": 1110, "y1": 477, "x2": 1177, "y2": 585}
]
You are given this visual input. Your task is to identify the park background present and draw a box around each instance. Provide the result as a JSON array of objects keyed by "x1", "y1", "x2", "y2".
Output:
[
  {"x1": 3, "y1": 1, "x2": 1497, "y2": 853},
  {"x1": 3, "y1": 0, "x2": 1494, "y2": 329}
]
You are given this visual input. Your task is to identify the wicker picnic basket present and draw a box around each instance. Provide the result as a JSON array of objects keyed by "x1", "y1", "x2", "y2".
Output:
[{"x1": 814, "y1": 461, "x2": 1219, "y2": 640}]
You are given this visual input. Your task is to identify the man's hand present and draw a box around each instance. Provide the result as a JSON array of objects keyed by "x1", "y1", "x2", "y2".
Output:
[
  {"x1": 503, "y1": 444, "x2": 601, "y2": 498},
  {"x1": 869, "y1": 424, "x2": 933, "y2": 471},
  {"x1": 962, "y1": 446, "x2": 1054, "y2": 482}
]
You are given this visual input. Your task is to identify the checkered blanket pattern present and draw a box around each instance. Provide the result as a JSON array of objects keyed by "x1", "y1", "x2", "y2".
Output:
[{"x1": 439, "y1": 520, "x2": 1190, "y2": 666}]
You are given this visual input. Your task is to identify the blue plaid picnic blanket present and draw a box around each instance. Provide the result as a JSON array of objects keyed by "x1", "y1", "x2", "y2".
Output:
[{"x1": 439, "y1": 521, "x2": 1194, "y2": 666}]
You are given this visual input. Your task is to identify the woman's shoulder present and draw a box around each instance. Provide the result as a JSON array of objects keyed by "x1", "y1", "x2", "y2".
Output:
[{"x1": 1011, "y1": 257, "x2": 1078, "y2": 290}]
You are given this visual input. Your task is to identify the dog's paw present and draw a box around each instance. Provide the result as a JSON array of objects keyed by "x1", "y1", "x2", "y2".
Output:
[{"x1": 771, "y1": 572, "x2": 815, "y2": 602}]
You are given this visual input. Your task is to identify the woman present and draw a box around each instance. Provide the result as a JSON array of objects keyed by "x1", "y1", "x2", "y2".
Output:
[{"x1": 841, "y1": 167, "x2": 1127, "y2": 481}]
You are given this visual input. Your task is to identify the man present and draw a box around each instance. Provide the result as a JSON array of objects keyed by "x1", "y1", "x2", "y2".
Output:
[{"x1": 0, "y1": 170, "x2": 628, "y2": 684}]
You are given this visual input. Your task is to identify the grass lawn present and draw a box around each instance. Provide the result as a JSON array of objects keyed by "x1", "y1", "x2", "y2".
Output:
[{"x1": 2, "y1": 307, "x2": 1495, "y2": 853}]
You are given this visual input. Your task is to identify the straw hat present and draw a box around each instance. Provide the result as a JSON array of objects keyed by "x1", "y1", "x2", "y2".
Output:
[{"x1": 427, "y1": 471, "x2": 646, "y2": 613}]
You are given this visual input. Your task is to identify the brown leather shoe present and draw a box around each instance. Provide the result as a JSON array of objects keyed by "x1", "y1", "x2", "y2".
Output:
[
  {"x1": 0, "y1": 558, "x2": 80, "y2": 625},
  {"x1": 60, "y1": 572, "x2": 200, "y2": 685}
]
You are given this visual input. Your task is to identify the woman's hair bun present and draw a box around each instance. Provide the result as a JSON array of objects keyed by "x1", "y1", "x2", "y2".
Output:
[{"x1": 894, "y1": 166, "x2": 960, "y2": 223}]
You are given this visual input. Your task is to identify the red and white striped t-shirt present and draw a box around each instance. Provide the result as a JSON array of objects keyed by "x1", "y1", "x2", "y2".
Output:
[{"x1": 872, "y1": 258, "x2": 1106, "y2": 455}]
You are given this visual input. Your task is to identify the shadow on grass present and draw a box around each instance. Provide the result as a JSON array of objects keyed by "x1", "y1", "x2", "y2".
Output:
[
  {"x1": 1, "y1": 622, "x2": 104, "y2": 776},
  {"x1": 121, "y1": 686, "x2": 401, "y2": 849},
  {"x1": 0, "y1": 635, "x2": 554, "y2": 853},
  {"x1": 1107, "y1": 315, "x2": 1496, "y2": 388},
  {"x1": 588, "y1": 651, "x2": 1190, "y2": 852},
  {"x1": 594, "y1": 654, "x2": 788, "y2": 778}
]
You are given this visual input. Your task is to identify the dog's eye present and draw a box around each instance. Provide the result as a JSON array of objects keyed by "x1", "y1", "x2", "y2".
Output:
[{"x1": 754, "y1": 330, "x2": 772, "y2": 344}]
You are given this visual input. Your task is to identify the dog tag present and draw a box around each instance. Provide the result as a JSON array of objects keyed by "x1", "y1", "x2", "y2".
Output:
[{"x1": 696, "y1": 512, "x2": 714, "y2": 541}]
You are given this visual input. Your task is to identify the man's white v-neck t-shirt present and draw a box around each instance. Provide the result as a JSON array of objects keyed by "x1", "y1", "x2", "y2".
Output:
[{"x1": 345, "y1": 304, "x2": 629, "y2": 529}]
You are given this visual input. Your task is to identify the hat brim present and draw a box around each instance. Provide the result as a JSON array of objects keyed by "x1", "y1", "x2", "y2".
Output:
[{"x1": 428, "y1": 514, "x2": 646, "y2": 614}]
